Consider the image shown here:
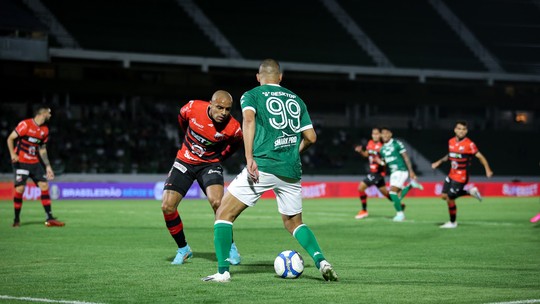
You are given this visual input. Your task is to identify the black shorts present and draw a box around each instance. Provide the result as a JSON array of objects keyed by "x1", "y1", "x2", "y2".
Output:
[
  {"x1": 441, "y1": 176, "x2": 466, "y2": 199},
  {"x1": 362, "y1": 172, "x2": 386, "y2": 188},
  {"x1": 13, "y1": 162, "x2": 47, "y2": 187},
  {"x1": 163, "y1": 158, "x2": 224, "y2": 197}
]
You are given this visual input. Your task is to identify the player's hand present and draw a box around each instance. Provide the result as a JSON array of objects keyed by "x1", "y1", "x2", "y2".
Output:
[
  {"x1": 486, "y1": 169, "x2": 493, "y2": 178},
  {"x1": 431, "y1": 161, "x2": 439, "y2": 169},
  {"x1": 409, "y1": 171, "x2": 417, "y2": 180},
  {"x1": 10, "y1": 155, "x2": 19, "y2": 163},
  {"x1": 354, "y1": 145, "x2": 363, "y2": 153},
  {"x1": 246, "y1": 159, "x2": 259, "y2": 183},
  {"x1": 45, "y1": 166, "x2": 55, "y2": 180}
]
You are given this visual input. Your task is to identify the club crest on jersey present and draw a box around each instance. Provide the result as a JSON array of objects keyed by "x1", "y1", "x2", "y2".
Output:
[{"x1": 214, "y1": 132, "x2": 225, "y2": 140}]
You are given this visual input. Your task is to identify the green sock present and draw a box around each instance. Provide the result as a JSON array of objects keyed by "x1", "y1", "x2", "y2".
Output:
[
  {"x1": 293, "y1": 224, "x2": 325, "y2": 269},
  {"x1": 214, "y1": 221, "x2": 233, "y2": 274},
  {"x1": 389, "y1": 192, "x2": 402, "y2": 211},
  {"x1": 400, "y1": 185, "x2": 411, "y2": 200}
]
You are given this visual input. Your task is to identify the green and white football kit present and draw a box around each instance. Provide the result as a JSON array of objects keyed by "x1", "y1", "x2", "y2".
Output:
[
  {"x1": 380, "y1": 138, "x2": 409, "y2": 189},
  {"x1": 380, "y1": 138, "x2": 409, "y2": 219},
  {"x1": 208, "y1": 83, "x2": 337, "y2": 282}
]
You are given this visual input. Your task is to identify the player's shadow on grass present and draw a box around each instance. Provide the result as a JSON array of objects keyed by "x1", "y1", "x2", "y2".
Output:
[
  {"x1": 232, "y1": 260, "x2": 275, "y2": 275},
  {"x1": 16, "y1": 221, "x2": 46, "y2": 227}
]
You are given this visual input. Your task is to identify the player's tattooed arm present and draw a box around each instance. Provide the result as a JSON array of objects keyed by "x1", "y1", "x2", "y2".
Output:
[
  {"x1": 431, "y1": 155, "x2": 448, "y2": 169},
  {"x1": 39, "y1": 145, "x2": 55, "y2": 180},
  {"x1": 401, "y1": 151, "x2": 416, "y2": 179},
  {"x1": 6, "y1": 130, "x2": 19, "y2": 163},
  {"x1": 39, "y1": 145, "x2": 51, "y2": 167}
]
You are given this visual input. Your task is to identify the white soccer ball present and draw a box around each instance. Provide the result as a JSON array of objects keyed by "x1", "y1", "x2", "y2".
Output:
[{"x1": 274, "y1": 250, "x2": 304, "y2": 279}]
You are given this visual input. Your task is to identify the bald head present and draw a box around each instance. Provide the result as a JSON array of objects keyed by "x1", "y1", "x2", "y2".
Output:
[
  {"x1": 209, "y1": 90, "x2": 233, "y2": 123},
  {"x1": 211, "y1": 90, "x2": 233, "y2": 103},
  {"x1": 256, "y1": 58, "x2": 282, "y2": 85}
]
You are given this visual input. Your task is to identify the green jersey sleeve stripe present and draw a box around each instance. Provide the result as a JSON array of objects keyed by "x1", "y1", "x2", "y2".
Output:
[
  {"x1": 298, "y1": 124, "x2": 314, "y2": 132},
  {"x1": 242, "y1": 106, "x2": 256, "y2": 113}
]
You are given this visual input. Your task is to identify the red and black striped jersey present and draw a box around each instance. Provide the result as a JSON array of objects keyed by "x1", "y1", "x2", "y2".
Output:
[
  {"x1": 366, "y1": 140, "x2": 386, "y2": 175},
  {"x1": 176, "y1": 100, "x2": 242, "y2": 165},
  {"x1": 13, "y1": 118, "x2": 49, "y2": 164},
  {"x1": 447, "y1": 137, "x2": 478, "y2": 183}
]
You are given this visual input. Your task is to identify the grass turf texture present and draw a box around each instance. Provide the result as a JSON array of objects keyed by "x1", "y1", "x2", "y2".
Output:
[{"x1": 0, "y1": 197, "x2": 539, "y2": 304}]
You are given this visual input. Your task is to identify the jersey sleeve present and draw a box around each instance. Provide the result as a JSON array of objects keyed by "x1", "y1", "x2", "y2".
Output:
[
  {"x1": 178, "y1": 101, "x2": 194, "y2": 131},
  {"x1": 298, "y1": 105, "x2": 313, "y2": 132},
  {"x1": 42, "y1": 128, "x2": 49, "y2": 145},
  {"x1": 240, "y1": 92, "x2": 256, "y2": 113},
  {"x1": 397, "y1": 140, "x2": 406, "y2": 153},
  {"x1": 14, "y1": 121, "x2": 28, "y2": 136},
  {"x1": 469, "y1": 141, "x2": 479, "y2": 154}
]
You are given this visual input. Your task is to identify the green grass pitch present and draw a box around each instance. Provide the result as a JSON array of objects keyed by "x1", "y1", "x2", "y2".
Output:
[{"x1": 0, "y1": 197, "x2": 539, "y2": 304}]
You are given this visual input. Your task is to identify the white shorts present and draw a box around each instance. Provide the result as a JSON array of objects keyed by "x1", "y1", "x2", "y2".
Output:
[
  {"x1": 226, "y1": 168, "x2": 302, "y2": 216},
  {"x1": 389, "y1": 170, "x2": 409, "y2": 189}
]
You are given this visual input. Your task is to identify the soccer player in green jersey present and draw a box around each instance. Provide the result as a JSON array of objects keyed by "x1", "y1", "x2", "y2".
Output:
[
  {"x1": 203, "y1": 59, "x2": 338, "y2": 282},
  {"x1": 379, "y1": 127, "x2": 423, "y2": 222}
]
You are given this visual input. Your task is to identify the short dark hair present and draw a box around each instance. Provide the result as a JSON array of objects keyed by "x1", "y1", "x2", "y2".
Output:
[
  {"x1": 455, "y1": 120, "x2": 468, "y2": 128},
  {"x1": 380, "y1": 126, "x2": 391, "y2": 132},
  {"x1": 34, "y1": 106, "x2": 50, "y2": 116}
]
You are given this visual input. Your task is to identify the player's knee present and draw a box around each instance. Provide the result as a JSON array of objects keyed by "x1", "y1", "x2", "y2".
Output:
[
  {"x1": 209, "y1": 198, "x2": 221, "y2": 212},
  {"x1": 446, "y1": 193, "x2": 458, "y2": 200},
  {"x1": 440, "y1": 193, "x2": 448, "y2": 200},
  {"x1": 160, "y1": 199, "x2": 177, "y2": 214},
  {"x1": 14, "y1": 185, "x2": 25, "y2": 193},
  {"x1": 38, "y1": 182, "x2": 49, "y2": 191}
]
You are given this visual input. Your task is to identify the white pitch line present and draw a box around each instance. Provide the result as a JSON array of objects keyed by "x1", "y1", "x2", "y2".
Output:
[
  {"x1": 485, "y1": 300, "x2": 540, "y2": 304},
  {"x1": 0, "y1": 295, "x2": 104, "y2": 304}
]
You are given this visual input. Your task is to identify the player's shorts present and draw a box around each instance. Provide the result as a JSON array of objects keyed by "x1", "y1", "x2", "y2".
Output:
[
  {"x1": 389, "y1": 170, "x2": 409, "y2": 189},
  {"x1": 442, "y1": 176, "x2": 466, "y2": 199},
  {"x1": 362, "y1": 172, "x2": 386, "y2": 188},
  {"x1": 163, "y1": 158, "x2": 224, "y2": 197},
  {"x1": 227, "y1": 168, "x2": 302, "y2": 216},
  {"x1": 13, "y1": 162, "x2": 47, "y2": 187}
]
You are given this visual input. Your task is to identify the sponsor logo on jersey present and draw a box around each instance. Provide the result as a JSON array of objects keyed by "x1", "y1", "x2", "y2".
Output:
[
  {"x1": 262, "y1": 91, "x2": 297, "y2": 98},
  {"x1": 190, "y1": 118, "x2": 204, "y2": 129},
  {"x1": 27, "y1": 137, "x2": 40, "y2": 143},
  {"x1": 183, "y1": 150, "x2": 197, "y2": 161},
  {"x1": 449, "y1": 152, "x2": 462, "y2": 158},
  {"x1": 191, "y1": 144, "x2": 205, "y2": 157},
  {"x1": 274, "y1": 131, "x2": 297, "y2": 149},
  {"x1": 190, "y1": 129, "x2": 210, "y2": 145}
]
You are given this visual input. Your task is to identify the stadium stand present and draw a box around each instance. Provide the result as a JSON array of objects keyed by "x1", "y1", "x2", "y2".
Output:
[
  {"x1": 338, "y1": 0, "x2": 486, "y2": 71},
  {"x1": 445, "y1": 0, "x2": 540, "y2": 74},
  {"x1": 193, "y1": 0, "x2": 376, "y2": 66},
  {"x1": 1, "y1": 0, "x2": 539, "y2": 178},
  {"x1": 40, "y1": 0, "x2": 222, "y2": 57}
]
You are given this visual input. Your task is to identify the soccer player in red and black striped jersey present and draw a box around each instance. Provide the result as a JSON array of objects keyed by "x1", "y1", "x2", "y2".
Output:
[
  {"x1": 354, "y1": 127, "x2": 389, "y2": 219},
  {"x1": 161, "y1": 90, "x2": 243, "y2": 265},
  {"x1": 431, "y1": 121, "x2": 493, "y2": 228},
  {"x1": 6, "y1": 106, "x2": 64, "y2": 227}
]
